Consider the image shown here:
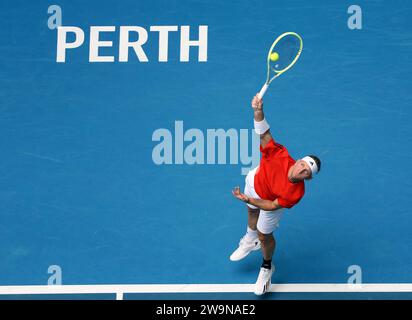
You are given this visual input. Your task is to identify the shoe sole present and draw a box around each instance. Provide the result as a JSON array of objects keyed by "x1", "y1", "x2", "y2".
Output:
[
  {"x1": 254, "y1": 278, "x2": 271, "y2": 295},
  {"x1": 229, "y1": 243, "x2": 261, "y2": 261}
]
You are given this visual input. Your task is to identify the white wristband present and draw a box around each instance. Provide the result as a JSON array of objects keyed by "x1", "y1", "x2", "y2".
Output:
[{"x1": 254, "y1": 118, "x2": 270, "y2": 135}]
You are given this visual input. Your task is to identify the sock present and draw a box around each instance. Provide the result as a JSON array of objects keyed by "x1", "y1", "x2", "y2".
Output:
[
  {"x1": 245, "y1": 226, "x2": 258, "y2": 240},
  {"x1": 261, "y1": 258, "x2": 272, "y2": 270}
]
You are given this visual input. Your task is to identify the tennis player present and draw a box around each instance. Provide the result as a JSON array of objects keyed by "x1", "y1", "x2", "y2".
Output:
[{"x1": 231, "y1": 94, "x2": 321, "y2": 295}]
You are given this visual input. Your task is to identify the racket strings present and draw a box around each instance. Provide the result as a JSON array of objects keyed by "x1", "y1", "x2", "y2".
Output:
[
  {"x1": 269, "y1": 36, "x2": 301, "y2": 73},
  {"x1": 259, "y1": 32, "x2": 302, "y2": 97}
]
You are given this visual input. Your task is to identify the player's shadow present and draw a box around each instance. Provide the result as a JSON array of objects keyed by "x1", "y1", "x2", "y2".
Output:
[{"x1": 231, "y1": 254, "x2": 262, "y2": 274}]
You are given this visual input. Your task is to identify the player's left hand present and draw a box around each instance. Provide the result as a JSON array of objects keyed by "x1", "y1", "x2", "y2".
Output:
[{"x1": 232, "y1": 186, "x2": 249, "y2": 203}]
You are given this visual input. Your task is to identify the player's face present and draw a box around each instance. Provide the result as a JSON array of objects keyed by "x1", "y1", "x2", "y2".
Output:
[{"x1": 291, "y1": 160, "x2": 312, "y2": 182}]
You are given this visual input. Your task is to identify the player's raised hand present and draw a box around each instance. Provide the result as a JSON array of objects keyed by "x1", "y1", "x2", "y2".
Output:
[
  {"x1": 232, "y1": 186, "x2": 249, "y2": 203},
  {"x1": 251, "y1": 94, "x2": 263, "y2": 111}
]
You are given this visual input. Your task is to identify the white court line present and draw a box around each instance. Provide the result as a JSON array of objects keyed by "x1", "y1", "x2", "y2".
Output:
[{"x1": 1, "y1": 283, "x2": 412, "y2": 299}]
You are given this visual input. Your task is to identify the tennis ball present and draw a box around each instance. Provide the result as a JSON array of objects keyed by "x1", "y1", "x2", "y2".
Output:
[{"x1": 270, "y1": 52, "x2": 279, "y2": 62}]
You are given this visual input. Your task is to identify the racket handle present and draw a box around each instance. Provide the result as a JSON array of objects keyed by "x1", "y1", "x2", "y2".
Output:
[{"x1": 258, "y1": 83, "x2": 269, "y2": 99}]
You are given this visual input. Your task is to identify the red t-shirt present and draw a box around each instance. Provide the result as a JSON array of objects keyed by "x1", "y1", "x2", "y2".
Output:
[{"x1": 254, "y1": 139, "x2": 305, "y2": 208}]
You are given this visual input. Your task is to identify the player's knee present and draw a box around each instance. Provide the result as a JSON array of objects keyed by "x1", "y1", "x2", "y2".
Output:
[
  {"x1": 257, "y1": 230, "x2": 274, "y2": 243},
  {"x1": 247, "y1": 207, "x2": 259, "y2": 215}
]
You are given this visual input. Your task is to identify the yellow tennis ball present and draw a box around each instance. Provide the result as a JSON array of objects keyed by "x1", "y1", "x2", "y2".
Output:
[{"x1": 270, "y1": 52, "x2": 279, "y2": 62}]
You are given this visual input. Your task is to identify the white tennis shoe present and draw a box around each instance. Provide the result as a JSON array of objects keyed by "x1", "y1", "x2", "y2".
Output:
[
  {"x1": 254, "y1": 264, "x2": 275, "y2": 296},
  {"x1": 229, "y1": 235, "x2": 261, "y2": 261}
]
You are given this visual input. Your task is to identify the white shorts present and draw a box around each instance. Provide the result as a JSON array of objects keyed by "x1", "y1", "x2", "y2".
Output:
[{"x1": 244, "y1": 166, "x2": 284, "y2": 234}]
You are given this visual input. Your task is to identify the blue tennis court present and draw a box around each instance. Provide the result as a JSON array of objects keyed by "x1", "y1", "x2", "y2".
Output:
[{"x1": 1, "y1": 0, "x2": 412, "y2": 300}]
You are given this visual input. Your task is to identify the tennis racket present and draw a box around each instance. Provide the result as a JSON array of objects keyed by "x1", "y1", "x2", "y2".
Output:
[{"x1": 258, "y1": 32, "x2": 303, "y2": 99}]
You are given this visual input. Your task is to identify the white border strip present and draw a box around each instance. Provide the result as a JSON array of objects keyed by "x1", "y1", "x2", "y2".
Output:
[{"x1": 1, "y1": 283, "x2": 412, "y2": 299}]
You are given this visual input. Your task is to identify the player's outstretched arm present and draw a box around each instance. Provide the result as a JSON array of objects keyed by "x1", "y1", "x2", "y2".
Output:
[{"x1": 251, "y1": 94, "x2": 273, "y2": 148}]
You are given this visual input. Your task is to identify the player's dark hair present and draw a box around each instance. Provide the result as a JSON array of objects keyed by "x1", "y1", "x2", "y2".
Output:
[{"x1": 309, "y1": 155, "x2": 321, "y2": 173}]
